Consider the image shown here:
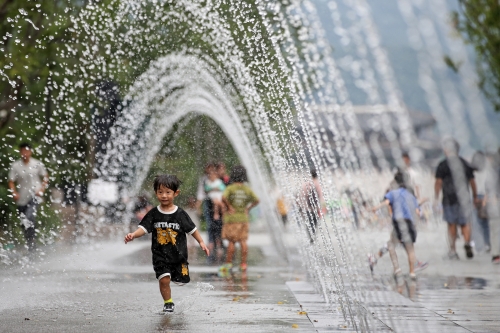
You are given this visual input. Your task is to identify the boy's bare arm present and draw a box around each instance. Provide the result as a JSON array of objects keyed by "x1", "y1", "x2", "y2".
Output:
[
  {"x1": 371, "y1": 199, "x2": 390, "y2": 212},
  {"x1": 191, "y1": 230, "x2": 210, "y2": 256},
  {"x1": 124, "y1": 228, "x2": 146, "y2": 244}
]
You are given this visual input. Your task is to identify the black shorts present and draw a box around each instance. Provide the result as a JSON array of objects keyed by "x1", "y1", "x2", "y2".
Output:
[
  {"x1": 155, "y1": 262, "x2": 190, "y2": 285},
  {"x1": 393, "y1": 218, "x2": 417, "y2": 243}
]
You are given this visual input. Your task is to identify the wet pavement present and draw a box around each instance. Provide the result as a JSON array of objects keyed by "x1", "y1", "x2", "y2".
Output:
[
  {"x1": 311, "y1": 222, "x2": 500, "y2": 332},
  {"x1": 2, "y1": 223, "x2": 500, "y2": 332},
  {"x1": 0, "y1": 233, "x2": 313, "y2": 333}
]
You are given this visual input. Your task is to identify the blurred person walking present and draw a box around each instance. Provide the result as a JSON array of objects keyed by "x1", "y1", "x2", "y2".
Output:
[
  {"x1": 369, "y1": 178, "x2": 428, "y2": 275},
  {"x1": 216, "y1": 161, "x2": 230, "y2": 186},
  {"x1": 401, "y1": 152, "x2": 420, "y2": 199},
  {"x1": 276, "y1": 195, "x2": 288, "y2": 226},
  {"x1": 484, "y1": 150, "x2": 500, "y2": 264},
  {"x1": 370, "y1": 172, "x2": 422, "y2": 282},
  {"x1": 435, "y1": 138, "x2": 477, "y2": 259},
  {"x1": 204, "y1": 166, "x2": 226, "y2": 221},
  {"x1": 471, "y1": 151, "x2": 491, "y2": 252},
  {"x1": 219, "y1": 165, "x2": 259, "y2": 273},
  {"x1": 8, "y1": 143, "x2": 49, "y2": 252},
  {"x1": 196, "y1": 162, "x2": 223, "y2": 263},
  {"x1": 300, "y1": 169, "x2": 326, "y2": 243}
]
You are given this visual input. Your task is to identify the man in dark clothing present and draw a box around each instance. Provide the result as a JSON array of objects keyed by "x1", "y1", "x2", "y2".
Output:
[{"x1": 435, "y1": 138, "x2": 477, "y2": 259}]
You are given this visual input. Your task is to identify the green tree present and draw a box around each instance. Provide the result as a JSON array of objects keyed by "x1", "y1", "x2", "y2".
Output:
[
  {"x1": 0, "y1": 0, "x2": 309, "y2": 244},
  {"x1": 0, "y1": 0, "x2": 91, "y2": 240},
  {"x1": 453, "y1": 0, "x2": 500, "y2": 111}
]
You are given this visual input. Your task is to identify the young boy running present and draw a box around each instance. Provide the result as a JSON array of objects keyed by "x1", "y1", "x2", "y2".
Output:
[
  {"x1": 370, "y1": 172, "x2": 422, "y2": 281},
  {"x1": 125, "y1": 174, "x2": 209, "y2": 313},
  {"x1": 219, "y1": 165, "x2": 259, "y2": 273}
]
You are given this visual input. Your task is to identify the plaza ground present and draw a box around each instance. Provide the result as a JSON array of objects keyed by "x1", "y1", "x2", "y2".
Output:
[{"x1": 1, "y1": 222, "x2": 500, "y2": 332}]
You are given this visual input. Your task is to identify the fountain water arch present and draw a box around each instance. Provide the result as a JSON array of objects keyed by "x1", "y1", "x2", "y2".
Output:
[
  {"x1": 99, "y1": 53, "x2": 290, "y2": 258},
  {"x1": 86, "y1": 2, "x2": 391, "y2": 329}
]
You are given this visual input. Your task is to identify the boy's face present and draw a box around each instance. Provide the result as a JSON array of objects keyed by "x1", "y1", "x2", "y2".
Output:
[{"x1": 155, "y1": 185, "x2": 179, "y2": 207}]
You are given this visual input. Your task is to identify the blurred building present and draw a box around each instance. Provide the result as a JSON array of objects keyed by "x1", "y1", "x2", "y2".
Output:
[{"x1": 297, "y1": 104, "x2": 441, "y2": 169}]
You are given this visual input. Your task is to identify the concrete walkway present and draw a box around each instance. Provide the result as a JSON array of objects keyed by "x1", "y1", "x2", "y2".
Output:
[
  {"x1": 283, "y1": 223, "x2": 500, "y2": 332},
  {"x1": 2, "y1": 225, "x2": 500, "y2": 332}
]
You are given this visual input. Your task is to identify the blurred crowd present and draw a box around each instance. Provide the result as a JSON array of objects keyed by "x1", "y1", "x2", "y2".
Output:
[{"x1": 368, "y1": 138, "x2": 500, "y2": 270}]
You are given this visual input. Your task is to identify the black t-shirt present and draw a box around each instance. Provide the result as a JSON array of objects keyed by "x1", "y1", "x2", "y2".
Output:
[
  {"x1": 435, "y1": 157, "x2": 474, "y2": 206},
  {"x1": 139, "y1": 206, "x2": 197, "y2": 265}
]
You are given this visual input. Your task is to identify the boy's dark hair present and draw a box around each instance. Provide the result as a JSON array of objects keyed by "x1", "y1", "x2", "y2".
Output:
[
  {"x1": 230, "y1": 165, "x2": 248, "y2": 183},
  {"x1": 19, "y1": 142, "x2": 32, "y2": 150},
  {"x1": 402, "y1": 152, "x2": 410, "y2": 159},
  {"x1": 310, "y1": 169, "x2": 318, "y2": 179},
  {"x1": 153, "y1": 174, "x2": 182, "y2": 192},
  {"x1": 394, "y1": 171, "x2": 406, "y2": 188}
]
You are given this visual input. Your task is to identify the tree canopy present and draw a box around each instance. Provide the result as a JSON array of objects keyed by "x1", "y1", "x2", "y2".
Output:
[
  {"x1": 0, "y1": 0, "x2": 306, "y2": 244},
  {"x1": 454, "y1": 0, "x2": 500, "y2": 111}
]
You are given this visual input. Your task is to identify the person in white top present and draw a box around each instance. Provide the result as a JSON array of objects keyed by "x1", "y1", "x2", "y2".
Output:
[
  {"x1": 402, "y1": 152, "x2": 420, "y2": 199},
  {"x1": 483, "y1": 151, "x2": 500, "y2": 264},
  {"x1": 471, "y1": 151, "x2": 491, "y2": 252},
  {"x1": 204, "y1": 168, "x2": 226, "y2": 220},
  {"x1": 8, "y1": 143, "x2": 49, "y2": 252},
  {"x1": 195, "y1": 163, "x2": 224, "y2": 263}
]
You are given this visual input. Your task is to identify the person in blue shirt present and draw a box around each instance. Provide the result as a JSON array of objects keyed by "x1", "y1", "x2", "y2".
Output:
[{"x1": 371, "y1": 171, "x2": 422, "y2": 281}]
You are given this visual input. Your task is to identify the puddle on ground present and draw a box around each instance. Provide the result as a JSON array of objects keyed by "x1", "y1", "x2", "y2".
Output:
[
  {"x1": 416, "y1": 276, "x2": 488, "y2": 290},
  {"x1": 374, "y1": 275, "x2": 490, "y2": 301}
]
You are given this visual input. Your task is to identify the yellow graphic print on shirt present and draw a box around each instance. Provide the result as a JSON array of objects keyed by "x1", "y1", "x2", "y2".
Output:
[
  {"x1": 181, "y1": 264, "x2": 188, "y2": 276},
  {"x1": 156, "y1": 228, "x2": 178, "y2": 245}
]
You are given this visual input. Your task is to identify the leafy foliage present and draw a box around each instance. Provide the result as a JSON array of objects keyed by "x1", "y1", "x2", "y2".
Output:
[
  {"x1": 144, "y1": 115, "x2": 241, "y2": 208},
  {"x1": 1, "y1": 0, "x2": 305, "y2": 243},
  {"x1": 453, "y1": 0, "x2": 500, "y2": 111}
]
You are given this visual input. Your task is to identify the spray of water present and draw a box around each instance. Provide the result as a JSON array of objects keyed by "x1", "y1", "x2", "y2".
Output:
[{"x1": 2, "y1": 0, "x2": 500, "y2": 332}]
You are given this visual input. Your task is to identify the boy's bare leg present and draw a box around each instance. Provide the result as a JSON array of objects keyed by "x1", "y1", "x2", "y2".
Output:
[
  {"x1": 240, "y1": 240, "x2": 249, "y2": 264},
  {"x1": 159, "y1": 276, "x2": 171, "y2": 301},
  {"x1": 448, "y1": 224, "x2": 457, "y2": 252},
  {"x1": 404, "y1": 242, "x2": 416, "y2": 275},
  {"x1": 226, "y1": 241, "x2": 236, "y2": 263},
  {"x1": 387, "y1": 236, "x2": 400, "y2": 273}
]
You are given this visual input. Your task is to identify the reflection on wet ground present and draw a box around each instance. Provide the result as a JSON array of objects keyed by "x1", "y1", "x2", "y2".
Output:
[
  {"x1": 419, "y1": 275, "x2": 488, "y2": 290},
  {"x1": 372, "y1": 274, "x2": 490, "y2": 303}
]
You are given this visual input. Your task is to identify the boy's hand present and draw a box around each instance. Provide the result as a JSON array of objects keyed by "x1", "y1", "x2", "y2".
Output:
[
  {"x1": 124, "y1": 233, "x2": 135, "y2": 244},
  {"x1": 200, "y1": 242, "x2": 210, "y2": 256}
]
